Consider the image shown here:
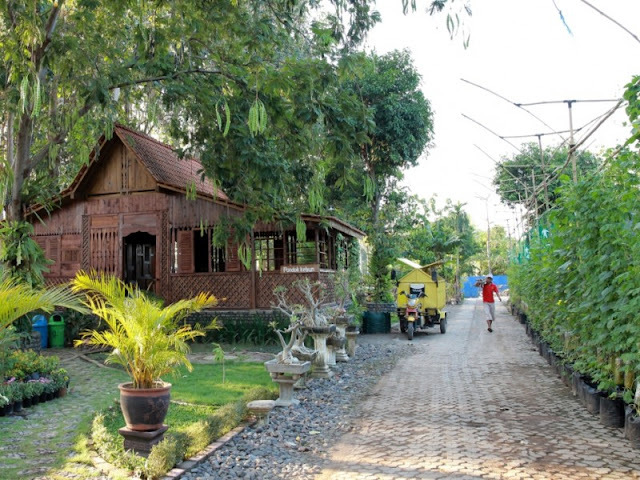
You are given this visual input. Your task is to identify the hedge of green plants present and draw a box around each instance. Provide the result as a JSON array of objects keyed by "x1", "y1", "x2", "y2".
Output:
[{"x1": 508, "y1": 149, "x2": 640, "y2": 407}]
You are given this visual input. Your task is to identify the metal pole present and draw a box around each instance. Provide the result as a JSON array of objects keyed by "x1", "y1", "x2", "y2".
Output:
[
  {"x1": 566, "y1": 100, "x2": 577, "y2": 183},
  {"x1": 531, "y1": 169, "x2": 539, "y2": 228}
]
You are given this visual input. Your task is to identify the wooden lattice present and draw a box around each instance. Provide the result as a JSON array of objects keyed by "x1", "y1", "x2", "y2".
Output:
[
  {"x1": 81, "y1": 216, "x2": 90, "y2": 270},
  {"x1": 319, "y1": 270, "x2": 336, "y2": 304},
  {"x1": 256, "y1": 272, "x2": 330, "y2": 309},
  {"x1": 169, "y1": 273, "x2": 251, "y2": 308},
  {"x1": 160, "y1": 211, "x2": 168, "y2": 289}
]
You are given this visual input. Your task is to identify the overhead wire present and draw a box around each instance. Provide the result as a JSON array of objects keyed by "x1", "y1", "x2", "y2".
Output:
[{"x1": 462, "y1": 79, "x2": 626, "y2": 220}]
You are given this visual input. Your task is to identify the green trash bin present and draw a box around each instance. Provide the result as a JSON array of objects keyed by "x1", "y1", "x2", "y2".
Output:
[{"x1": 48, "y1": 313, "x2": 65, "y2": 348}]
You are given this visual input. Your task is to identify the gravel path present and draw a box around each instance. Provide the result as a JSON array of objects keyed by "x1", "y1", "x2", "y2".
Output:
[{"x1": 182, "y1": 335, "x2": 415, "y2": 480}]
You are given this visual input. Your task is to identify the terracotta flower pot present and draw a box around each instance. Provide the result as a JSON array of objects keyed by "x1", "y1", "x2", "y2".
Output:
[{"x1": 119, "y1": 382, "x2": 171, "y2": 431}]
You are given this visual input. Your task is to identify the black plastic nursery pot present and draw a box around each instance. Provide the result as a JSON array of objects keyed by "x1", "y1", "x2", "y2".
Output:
[
  {"x1": 582, "y1": 383, "x2": 601, "y2": 415},
  {"x1": 570, "y1": 371, "x2": 582, "y2": 397},
  {"x1": 624, "y1": 405, "x2": 640, "y2": 448},
  {"x1": 599, "y1": 394, "x2": 625, "y2": 428}
]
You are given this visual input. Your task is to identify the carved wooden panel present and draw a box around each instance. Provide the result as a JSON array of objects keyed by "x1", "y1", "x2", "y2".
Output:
[
  {"x1": 60, "y1": 234, "x2": 82, "y2": 278},
  {"x1": 90, "y1": 228, "x2": 118, "y2": 274}
]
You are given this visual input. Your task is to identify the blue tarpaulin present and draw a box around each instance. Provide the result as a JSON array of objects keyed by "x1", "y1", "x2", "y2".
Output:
[{"x1": 462, "y1": 275, "x2": 508, "y2": 298}]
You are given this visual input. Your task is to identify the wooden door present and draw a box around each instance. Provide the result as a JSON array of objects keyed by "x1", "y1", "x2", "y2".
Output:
[{"x1": 124, "y1": 232, "x2": 156, "y2": 291}]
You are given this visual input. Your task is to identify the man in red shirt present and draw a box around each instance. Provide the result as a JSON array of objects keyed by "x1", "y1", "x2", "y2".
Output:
[{"x1": 482, "y1": 274, "x2": 502, "y2": 332}]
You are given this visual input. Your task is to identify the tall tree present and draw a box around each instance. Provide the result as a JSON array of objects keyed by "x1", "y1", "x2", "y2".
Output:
[
  {"x1": 0, "y1": 1, "x2": 459, "y2": 225},
  {"x1": 340, "y1": 49, "x2": 434, "y2": 230},
  {"x1": 0, "y1": 1, "x2": 380, "y2": 222}
]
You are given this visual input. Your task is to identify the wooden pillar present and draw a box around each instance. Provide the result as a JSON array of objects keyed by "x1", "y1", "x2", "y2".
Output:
[{"x1": 250, "y1": 231, "x2": 257, "y2": 309}]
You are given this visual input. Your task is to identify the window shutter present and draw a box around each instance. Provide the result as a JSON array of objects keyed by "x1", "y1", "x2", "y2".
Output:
[
  {"x1": 226, "y1": 238, "x2": 241, "y2": 272},
  {"x1": 177, "y1": 230, "x2": 194, "y2": 273}
]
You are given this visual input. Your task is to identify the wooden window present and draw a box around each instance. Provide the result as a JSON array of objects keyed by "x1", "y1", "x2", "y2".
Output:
[
  {"x1": 285, "y1": 230, "x2": 316, "y2": 266},
  {"x1": 254, "y1": 232, "x2": 284, "y2": 271},
  {"x1": 318, "y1": 230, "x2": 329, "y2": 269},
  {"x1": 211, "y1": 244, "x2": 226, "y2": 272},
  {"x1": 172, "y1": 228, "x2": 228, "y2": 274},
  {"x1": 193, "y1": 229, "x2": 209, "y2": 273}
]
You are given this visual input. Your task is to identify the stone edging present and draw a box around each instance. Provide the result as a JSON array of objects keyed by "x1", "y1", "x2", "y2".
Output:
[{"x1": 161, "y1": 421, "x2": 254, "y2": 480}]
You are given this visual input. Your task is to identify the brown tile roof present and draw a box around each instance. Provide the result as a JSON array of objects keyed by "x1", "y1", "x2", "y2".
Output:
[{"x1": 114, "y1": 124, "x2": 229, "y2": 201}]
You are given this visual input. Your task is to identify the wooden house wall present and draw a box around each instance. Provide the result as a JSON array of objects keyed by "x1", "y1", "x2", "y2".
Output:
[{"x1": 32, "y1": 203, "x2": 84, "y2": 235}]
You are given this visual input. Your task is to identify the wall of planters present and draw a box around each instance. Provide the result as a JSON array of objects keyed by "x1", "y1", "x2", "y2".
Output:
[
  {"x1": 0, "y1": 350, "x2": 69, "y2": 417},
  {"x1": 507, "y1": 149, "x2": 640, "y2": 450},
  {"x1": 511, "y1": 304, "x2": 640, "y2": 450}
]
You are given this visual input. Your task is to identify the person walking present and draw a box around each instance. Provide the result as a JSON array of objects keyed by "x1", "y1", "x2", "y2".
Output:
[{"x1": 481, "y1": 274, "x2": 501, "y2": 332}]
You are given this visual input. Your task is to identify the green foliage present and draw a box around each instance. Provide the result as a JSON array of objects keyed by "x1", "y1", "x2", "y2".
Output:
[
  {"x1": 71, "y1": 270, "x2": 217, "y2": 389},
  {"x1": 0, "y1": 221, "x2": 51, "y2": 287},
  {"x1": 203, "y1": 315, "x2": 288, "y2": 346},
  {"x1": 0, "y1": 277, "x2": 86, "y2": 378},
  {"x1": 509, "y1": 148, "x2": 640, "y2": 402},
  {"x1": 367, "y1": 232, "x2": 396, "y2": 302},
  {"x1": 470, "y1": 225, "x2": 510, "y2": 276},
  {"x1": 6, "y1": 349, "x2": 60, "y2": 379}
]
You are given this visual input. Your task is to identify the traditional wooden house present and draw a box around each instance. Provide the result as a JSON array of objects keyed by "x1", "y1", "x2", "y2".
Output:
[{"x1": 28, "y1": 124, "x2": 364, "y2": 310}]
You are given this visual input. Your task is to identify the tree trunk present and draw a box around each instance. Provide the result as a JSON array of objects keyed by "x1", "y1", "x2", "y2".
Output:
[{"x1": 8, "y1": 114, "x2": 33, "y2": 221}]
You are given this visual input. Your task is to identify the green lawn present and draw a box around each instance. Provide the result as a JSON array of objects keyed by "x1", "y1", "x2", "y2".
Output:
[
  {"x1": 170, "y1": 361, "x2": 275, "y2": 405},
  {"x1": 94, "y1": 360, "x2": 277, "y2": 473}
]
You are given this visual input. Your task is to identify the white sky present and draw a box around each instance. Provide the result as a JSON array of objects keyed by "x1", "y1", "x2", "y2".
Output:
[{"x1": 365, "y1": 0, "x2": 640, "y2": 237}]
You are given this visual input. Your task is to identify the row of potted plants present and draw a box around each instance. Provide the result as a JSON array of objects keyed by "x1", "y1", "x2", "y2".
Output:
[
  {"x1": 0, "y1": 347, "x2": 70, "y2": 415},
  {"x1": 0, "y1": 369, "x2": 69, "y2": 416},
  {"x1": 512, "y1": 305, "x2": 640, "y2": 449}
]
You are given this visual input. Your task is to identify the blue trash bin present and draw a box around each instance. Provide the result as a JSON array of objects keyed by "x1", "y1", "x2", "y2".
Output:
[{"x1": 32, "y1": 314, "x2": 48, "y2": 349}]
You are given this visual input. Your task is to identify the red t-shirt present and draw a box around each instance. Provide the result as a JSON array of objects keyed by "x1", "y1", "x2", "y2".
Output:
[{"x1": 482, "y1": 283, "x2": 499, "y2": 303}]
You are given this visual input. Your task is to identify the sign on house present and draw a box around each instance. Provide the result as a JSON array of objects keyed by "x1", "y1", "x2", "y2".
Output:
[{"x1": 281, "y1": 264, "x2": 319, "y2": 274}]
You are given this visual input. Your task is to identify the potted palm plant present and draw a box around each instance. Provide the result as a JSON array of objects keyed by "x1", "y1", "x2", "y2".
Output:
[{"x1": 71, "y1": 271, "x2": 217, "y2": 432}]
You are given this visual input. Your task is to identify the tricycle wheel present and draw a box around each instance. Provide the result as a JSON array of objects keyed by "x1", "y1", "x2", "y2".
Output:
[
  {"x1": 440, "y1": 317, "x2": 447, "y2": 334},
  {"x1": 399, "y1": 316, "x2": 407, "y2": 333},
  {"x1": 407, "y1": 322, "x2": 414, "y2": 340}
]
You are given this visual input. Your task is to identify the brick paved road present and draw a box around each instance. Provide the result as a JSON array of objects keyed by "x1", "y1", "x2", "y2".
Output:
[{"x1": 317, "y1": 298, "x2": 639, "y2": 480}]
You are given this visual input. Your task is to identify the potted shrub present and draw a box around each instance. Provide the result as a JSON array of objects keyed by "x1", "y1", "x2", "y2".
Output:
[
  {"x1": 71, "y1": 270, "x2": 217, "y2": 431},
  {"x1": 51, "y1": 368, "x2": 69, "y2": 396},
  {"x1": 29, "y1": 379, "x2": 45, "y2": 404},
  {"x1": 0, "y1": 390, "x2": 9, "y2": 416},
  {"x1": 8, "y1": 380, "x2": 23, "y2": 412}
]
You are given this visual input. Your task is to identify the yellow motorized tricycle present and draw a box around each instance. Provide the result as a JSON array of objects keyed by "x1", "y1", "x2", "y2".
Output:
[{"x1": 395, "y1": 259, "x2": 447, "y2": 340}]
